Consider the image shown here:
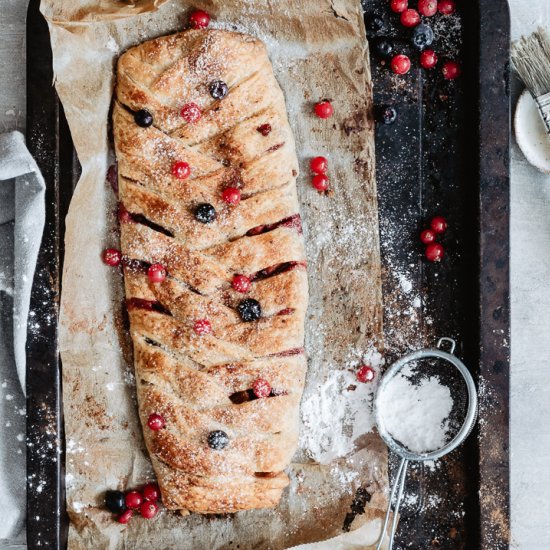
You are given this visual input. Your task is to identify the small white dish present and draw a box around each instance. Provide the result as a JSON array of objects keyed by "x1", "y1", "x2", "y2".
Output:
[{"x1": 514, "y1": 88, "x2": 550, "y2": 174}]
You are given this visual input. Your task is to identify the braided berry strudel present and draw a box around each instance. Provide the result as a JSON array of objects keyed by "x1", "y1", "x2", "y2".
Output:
[{"x1": 113, "y1": 28, "x2": 307, "y2": 514}]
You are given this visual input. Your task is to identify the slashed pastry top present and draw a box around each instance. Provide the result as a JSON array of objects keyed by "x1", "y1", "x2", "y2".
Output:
[{"x1": 113, "y1": 28, "x2": 308, "y2": 514}]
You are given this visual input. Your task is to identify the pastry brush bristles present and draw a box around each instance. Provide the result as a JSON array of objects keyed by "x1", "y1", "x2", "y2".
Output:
[{"x1": 512, "y1": 27, "x2": 550, "y2": 98}]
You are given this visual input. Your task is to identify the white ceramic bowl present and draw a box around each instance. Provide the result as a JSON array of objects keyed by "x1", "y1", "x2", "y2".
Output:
[{"x1": 514, "y1": 88, "x2": 550, "y2": 174}]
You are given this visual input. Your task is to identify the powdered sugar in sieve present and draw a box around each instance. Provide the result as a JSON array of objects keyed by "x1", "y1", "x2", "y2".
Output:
[{"x1": 373, "y1": 338, "x2": 478, "y2": 550}]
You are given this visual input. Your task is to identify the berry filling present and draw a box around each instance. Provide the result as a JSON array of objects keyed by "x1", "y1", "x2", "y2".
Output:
[
  {"x1": 269, "y1": 347, "x2": 305, "y2": 358},
  {"x1": 229, "y1": 381, "x2": 280, "y2": 405},
  {"x1": 107, "y1": 164, "x2": 118, "y2": 194},
  {"x1": 246, "y1": 214, "x2": 302, "y2": 236},
  {"x1": 252, "y1": 260, "x2": 306, "y2": 282},
  {"x1": 257, "y1": 123, "x2": 272, "y2": 136},
  {"x1": 123, "y1": 212, "x2": 174, "y2": 238},
  {"x1": 126, "y1": 298, "x2": 170, "y2": 315}
]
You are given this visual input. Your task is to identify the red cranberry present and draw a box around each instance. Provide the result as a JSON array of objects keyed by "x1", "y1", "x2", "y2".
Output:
[
  {"x1": 102, "y1": 248, "x2": 122, "y2": 267},
  {"x1": 312, "y1": 174, "x2": 329, "y2": 192},
  {"x1": 314, "y1": 100, "x2": 334, "y2": 119},
  {"x1": 222, "y1": 187, "x2": 241, "y2": 205},
  {"x1": 180, "y1": 102, "x2": 201, "y2": 123},
  {"x1": 310, "y1": 156, "x2": 328, "y2": 174},
  {"x1": 118, "y1": 509, "x2": 133, "y2": 524},
  {"x1": 430, "y1": 216, "x2": 447, "y2": 234},
  {"x1": 257, "y1": 123, "x2": 272, "y2": 136},
  {"x1": 420, "y1": 49, "x2": 438, "y2": 69},
  {"x1": 390, "y1": 0, "x2": 408, "y2": 13},
  {"x1": 442, "y1": 60, "x2": 461, "y2": 80},
  {"x1": 142, "y1": 483, "x2": 160, "y2": 502},
  {"x1": 425, "y1": 242, "x2": 444, "y2": 262},
  {"x1": 418, "y1": 0, "x2": 437, "y2": 16},
  {"x1": 400, "y1": 9, "x2": 420, "y2": 27},
  {"x1": 125, "y1": 491, "x2": 143, "y2": 510},
  {"x1": 438, "y1": 0, "x2": 455, "y2": 15},
  {"x1": 232, "y1": 274, "x2": 251, "y2": 293},
  {"x1": 140, "y1": 501, "x2": 159, "y2": 519},
  {"x1": 420, "y1": 229, "x2": 436, "y2": 244},
  {"x1": 252, "y1": 378, "x2": 272, "y2": 398},
  {"x1": 172, "y1": 161, "x2": 191, "y2": 179},
  {"x1": 147, "y1": 413, "x2": 166, "y2": 431},
  {"x1": 193, "y1": 319, "x2": 212, "y2": 335},
  {"x1": 357, "y1": 365, "x2": 375, "y2": 383},
  {"x1": 189, "y1": 9, "x2": 210, "y2": 29},
  {"x1": 147, "y1": 263, "x2": 166, "y2": 283},
  {"x1": 391, "y1": 54, "x2": 411, "y2": 75}
]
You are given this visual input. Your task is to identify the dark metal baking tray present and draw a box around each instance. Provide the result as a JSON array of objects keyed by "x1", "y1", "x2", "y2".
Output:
[{"x1": 25, "y1": 0, "x2": 510, "y2": 547}]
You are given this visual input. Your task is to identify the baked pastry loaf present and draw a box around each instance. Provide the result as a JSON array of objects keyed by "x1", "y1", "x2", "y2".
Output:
[{"x1": 113, "y1": 28, "x2": 308, "y2": 514}]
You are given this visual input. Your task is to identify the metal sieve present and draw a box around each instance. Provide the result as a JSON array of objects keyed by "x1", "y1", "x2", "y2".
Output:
[{"x1": 373, "y1": 338, "x2": 478, "y2": 550}]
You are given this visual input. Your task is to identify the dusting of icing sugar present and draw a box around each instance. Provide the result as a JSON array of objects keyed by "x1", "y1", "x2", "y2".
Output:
[
  {"x1": 377, "y1": 364, "x2": 453, "y2": 454},
  {"x1": 300, "y1": 348, "x2": 384, "y2": 464}
]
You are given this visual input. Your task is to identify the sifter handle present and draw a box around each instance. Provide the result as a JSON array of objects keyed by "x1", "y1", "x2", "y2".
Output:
[{"x1": 375, "y1": 457, "x2": 410, "y2": 550}]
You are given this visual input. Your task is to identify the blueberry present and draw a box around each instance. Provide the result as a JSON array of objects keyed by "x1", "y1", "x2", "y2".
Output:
[
  {"x1": 104, "y1": 490, "x2": 126, "y2": 514},
  {"x1": 412, "y1": 24, "x2": 434, "y2": 50},
  {"x1": 134, "y1": 109, "x2": 153, "y2": 128},
  {"x1": 209, "y1": 80, "x2": 229, "y2": 100},
  {"x1": 366, "y1": 15, "x2": 385, "y2": 35},
  {"x1": 377, "y1": 105, "x2": 398, "y2": 125},
  {"x1": 207, "y1": 430, "x2": 229, "y2": 450},
  {"x1": 194, "y1": 203, "x2": 216, "y2": 224},
  {"x1": 237, "y1": 298, "x2": 262, "y2": 322},
  {"x1": 374, "y1": 38, "x2": 394, "y2": 59}
]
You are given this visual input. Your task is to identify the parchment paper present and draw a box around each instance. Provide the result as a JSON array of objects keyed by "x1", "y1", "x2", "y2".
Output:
[{"x1": 46, "y1": 0, "x2": 389, "y2": 548}]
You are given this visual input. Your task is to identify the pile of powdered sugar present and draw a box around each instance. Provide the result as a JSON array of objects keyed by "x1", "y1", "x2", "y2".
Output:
[
  {"x1": 300, "y1": 348, "x2": 384, "y2": 464},
  {"x1": 377, "y1": 364, "x2": 453, "y2": 454}
]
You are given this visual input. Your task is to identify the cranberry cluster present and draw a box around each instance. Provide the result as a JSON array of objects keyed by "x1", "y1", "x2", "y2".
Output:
[
  {"x1": 104, "y1": 483, "x2": 161, "y2": 524},
  {"x1": 370, "y1": 0, "x2": 460, "y2": 80},
  {"x1": 420, "y1": 216, "x2": 447, "y2": 262}
]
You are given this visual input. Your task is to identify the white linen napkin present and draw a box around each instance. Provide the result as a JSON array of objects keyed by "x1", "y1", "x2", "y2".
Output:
[{"x1": 0, "y1": 130, "x2": 46, "y2": 549}]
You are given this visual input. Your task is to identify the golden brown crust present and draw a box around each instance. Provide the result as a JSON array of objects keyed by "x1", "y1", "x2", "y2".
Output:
[{"x1": 114, "y1": 28, "x2": 307, "y2": 513}]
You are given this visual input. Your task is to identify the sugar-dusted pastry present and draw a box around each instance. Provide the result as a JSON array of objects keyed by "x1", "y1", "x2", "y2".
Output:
[{"x1": 113, "y1": 28, "x2": 308, "y2": 514}]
